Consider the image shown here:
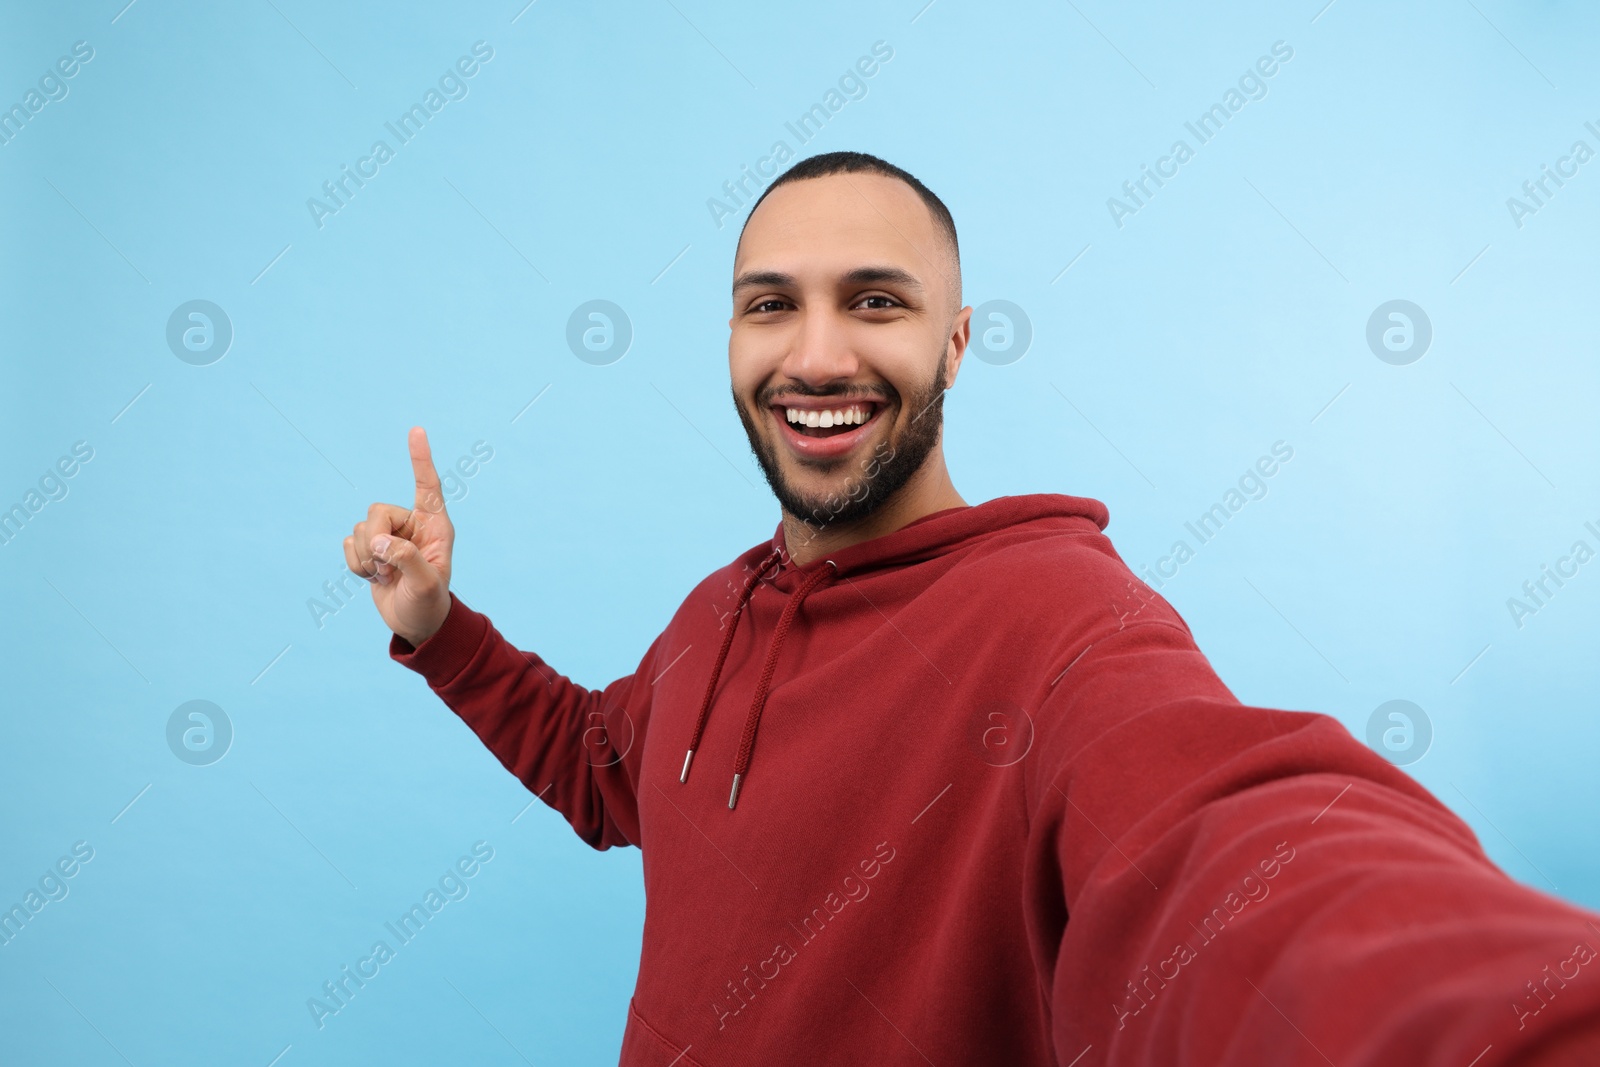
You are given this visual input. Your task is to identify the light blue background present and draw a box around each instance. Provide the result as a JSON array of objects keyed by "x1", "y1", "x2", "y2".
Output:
[{"x1": 3, "y1": 1, "x2": 1597, "y2": 1064}]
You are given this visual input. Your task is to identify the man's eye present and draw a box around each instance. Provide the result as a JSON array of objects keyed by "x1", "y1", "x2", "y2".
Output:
[
  {"x1": 751, "y1": 299, "x2": 788, "y2": 313},
  {"x1": 858, "y1": 295, "x2": 898, "y2": 310}
]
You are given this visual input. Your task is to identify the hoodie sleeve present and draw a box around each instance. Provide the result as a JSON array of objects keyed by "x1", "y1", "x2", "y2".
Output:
[
  {"x1": 1024, "y1": 591, "x2": 1600, "y2": 1066},
  {"x1": 390, "y1": 591, "x2": 656, "y2": 850}
]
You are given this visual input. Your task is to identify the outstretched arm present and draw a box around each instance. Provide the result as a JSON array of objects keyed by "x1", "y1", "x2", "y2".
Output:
[
  {"x1": 1026, "y1": 599, "x2": 1600, "y2": 1066},
  {"x1": 347, "y1": 427, "x2": 651, "y2": 849}
]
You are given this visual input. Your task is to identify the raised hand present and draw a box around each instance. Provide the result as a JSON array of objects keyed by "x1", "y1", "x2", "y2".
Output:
[{"x1": 344, "y1": 426, "x2": 455, "y2": 646}]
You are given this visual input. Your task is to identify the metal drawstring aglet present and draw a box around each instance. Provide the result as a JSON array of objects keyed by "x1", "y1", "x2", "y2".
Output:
[
  {"x1": 680, "y1": 749, "x2": 695, "y2": 783},
  {"x1": 728, "y1": 773, "x2": 744, "y2": 810}
]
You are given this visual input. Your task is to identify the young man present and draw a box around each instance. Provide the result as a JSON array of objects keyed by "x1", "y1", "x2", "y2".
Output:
[{"x1": 345, "y1": 152, "x2": 1600, "y2": 1065}]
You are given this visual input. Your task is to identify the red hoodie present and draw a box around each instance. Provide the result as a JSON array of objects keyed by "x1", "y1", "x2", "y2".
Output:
[{"x1": 391, "y1": 494, "x2": 1600, "y2": 1065}]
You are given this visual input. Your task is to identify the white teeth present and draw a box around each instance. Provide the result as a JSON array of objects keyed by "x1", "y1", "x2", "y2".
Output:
[{"x1": 783, "y1": 404, "x2": 871, "y2": 427}]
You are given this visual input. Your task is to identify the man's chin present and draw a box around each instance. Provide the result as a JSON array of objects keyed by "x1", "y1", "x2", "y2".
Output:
[
  {"x1": 767, "y1": 446, "x2": 902, "y2": 532},
  {"x1": 783, "y1": 481, "x2": 858, "y2": 518}
]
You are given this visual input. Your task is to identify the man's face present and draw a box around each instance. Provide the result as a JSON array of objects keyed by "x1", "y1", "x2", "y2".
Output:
[{"x1": 728, "y1": 172, "x2": 971, "y2": 536}]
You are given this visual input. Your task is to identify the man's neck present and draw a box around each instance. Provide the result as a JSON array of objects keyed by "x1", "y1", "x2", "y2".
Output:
[{"x1": 782, "y1": 460, "x2": 967, "y2": 567}]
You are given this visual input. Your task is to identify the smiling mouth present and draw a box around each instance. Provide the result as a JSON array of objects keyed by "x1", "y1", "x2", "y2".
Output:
[{"x1": 772, "y1": 401, "x2": 883, "y2": 438}]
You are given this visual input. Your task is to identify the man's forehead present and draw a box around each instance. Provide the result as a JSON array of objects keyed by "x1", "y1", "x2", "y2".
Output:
[{"x1": 733, "y1": 173, "x2": 950, "y2": 294}]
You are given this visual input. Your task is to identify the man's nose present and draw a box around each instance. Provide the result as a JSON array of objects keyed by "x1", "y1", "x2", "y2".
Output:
[{"x1": 781, "y1": 309, "x2": 860, "y2": 387}]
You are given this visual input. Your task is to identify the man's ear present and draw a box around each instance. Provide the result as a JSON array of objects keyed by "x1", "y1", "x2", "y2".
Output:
[{"x1": 945, "y1": 305, "x2": 973, "y2": 387}]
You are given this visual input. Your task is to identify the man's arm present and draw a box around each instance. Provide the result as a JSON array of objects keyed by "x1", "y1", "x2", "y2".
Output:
[
  {"x1": 389, "y1": 591, "x2": 654, "y2": 850},
  {"x1": 1024, "y1": 591, "x2": 1600, "y2": 1065},
  {"x1": 343, "y1": 427, "x2": 650, "y2": 849}
]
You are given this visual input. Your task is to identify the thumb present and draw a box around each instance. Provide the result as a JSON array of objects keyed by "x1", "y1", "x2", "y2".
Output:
[{"x1": 370, "y1": 534, "x2": 437, "y2": 585}]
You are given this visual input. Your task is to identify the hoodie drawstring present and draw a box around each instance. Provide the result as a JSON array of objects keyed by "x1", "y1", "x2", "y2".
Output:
[
  {"x1": 680, "y1": 550, "x2": 838, "y2": 810},
  {"x1": 680, "y1": 547, "x2": 782, "y2": 787},
  {"x1": 728, "y1": 559, "x2": 836, "y2": 809}
]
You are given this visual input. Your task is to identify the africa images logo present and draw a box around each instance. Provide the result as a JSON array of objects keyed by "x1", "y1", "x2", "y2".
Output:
[
  {"x1": 166, "y1": 700, "x2": 233, "y2": 766},
  {"x1": 166, "y1": 300, "x2": 233, "y2": 365}
]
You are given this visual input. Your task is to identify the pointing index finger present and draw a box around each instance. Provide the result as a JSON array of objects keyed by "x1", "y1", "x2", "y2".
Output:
[{"x1": 409, "y1": 426, "x2": 447, "y2": 514}]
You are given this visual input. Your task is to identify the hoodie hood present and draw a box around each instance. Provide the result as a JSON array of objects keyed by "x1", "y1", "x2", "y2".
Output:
[{"x1": 678, "y1": 493, "x2": 1111, "y2": 809}]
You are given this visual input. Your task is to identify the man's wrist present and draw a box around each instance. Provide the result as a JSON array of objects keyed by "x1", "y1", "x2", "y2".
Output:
[
  {"x1": 398, "y1": 593, "x2": 453, "y2": 648},
  {"x1": 399, "y1": 621, "x2": 441, "y2": 648},
  {"x1": 390, "y1": 592, "x2": 487, "y2": 687}
]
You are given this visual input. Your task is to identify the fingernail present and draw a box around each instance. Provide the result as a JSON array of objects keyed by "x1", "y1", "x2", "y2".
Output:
[{"x1": 371, "y1": 535, "x2": 392, "y2": 556}]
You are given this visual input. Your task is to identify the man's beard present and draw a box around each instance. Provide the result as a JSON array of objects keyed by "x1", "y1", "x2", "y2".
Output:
[{"x1": 733, "y1": 352, "x2": 948, "y2": 538}]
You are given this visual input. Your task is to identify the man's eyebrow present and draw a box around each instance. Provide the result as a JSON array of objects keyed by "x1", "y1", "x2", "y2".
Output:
[
  {"x1": 841, "y1": 265, "x2": 924, "y2": 293},
  {"x1": 730, "y1": 265, "x2": 926, "y2": 295},
  {"x1": 731, "y1": 269, "x2": 794, "y2": 295}
]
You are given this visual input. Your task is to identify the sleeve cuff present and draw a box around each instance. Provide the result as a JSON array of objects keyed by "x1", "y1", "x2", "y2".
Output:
[{"x1": 389, "y1": 591, "x2": 490, "y2": 688}]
